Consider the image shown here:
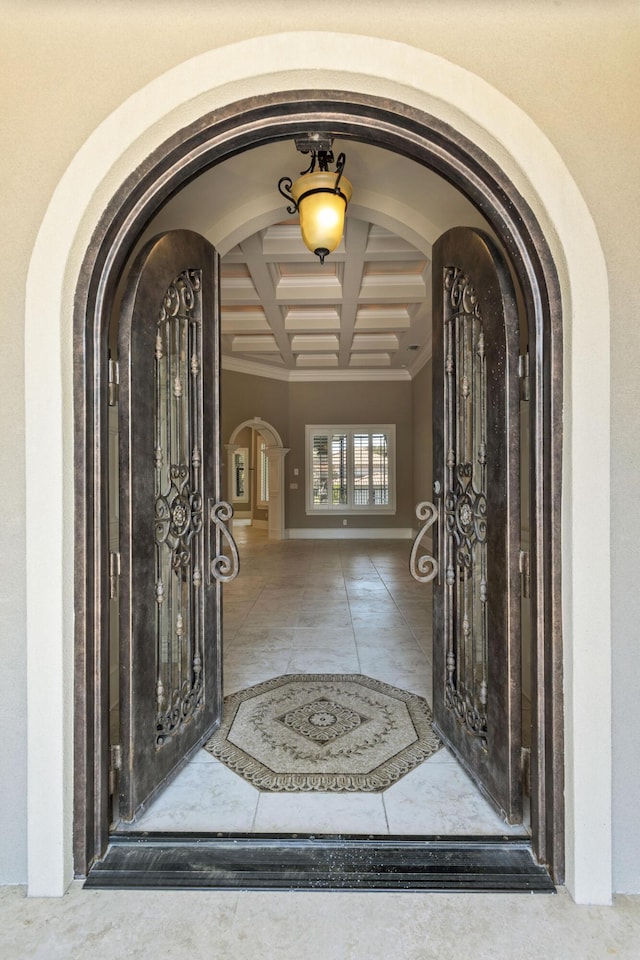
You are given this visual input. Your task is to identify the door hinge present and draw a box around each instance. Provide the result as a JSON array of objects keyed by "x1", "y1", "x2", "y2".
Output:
[
  {"x1": 108, "y1": 358, "x2": 120, "y2": 406},
  {"x1": 109, "y1": 551, "x2": 120, "y2": 600},
  {"x1": 109, "y1": 744, "x2": 122, "y2": 796},
  {"x1": 519, "y1": 548, "x2": 530, "y2": 600},
  {"x1": 518, "y1": 352, "x2": 530, "y2": 401},
  {"x1": 521, "y1": 746, "x2": 532, "y2": 797}
]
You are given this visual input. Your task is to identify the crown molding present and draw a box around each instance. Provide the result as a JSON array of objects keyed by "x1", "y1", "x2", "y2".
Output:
[
  {"x1": 222, "y1": 356, "x2": 291, "y2": 381},
  {"x1": 221, "y1": 355, "x2": 411, "y2": 382},
  {"x1": 289, "y1": 367, "x2": 411, "y2": 382}
]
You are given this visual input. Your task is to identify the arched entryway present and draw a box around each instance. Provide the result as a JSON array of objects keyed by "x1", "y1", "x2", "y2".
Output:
[
  {"x1": 227, "y1": 418, "x2": 289, "y2": 541},
  {"x1": 24, "y1": 34, "x2": 611, "y2": 902},
  {"x1": 82, "y1": 92, "x2": 566, "y2": 882}
]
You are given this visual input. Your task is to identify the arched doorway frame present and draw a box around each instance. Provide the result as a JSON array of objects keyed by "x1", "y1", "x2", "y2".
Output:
[
  {"x1": 83, "y1": 95, "x2": 565, "y2": 882},
  {"x1": 24, "y1": 34, "x2": 611, "y2": 903},
  {"x1": 227, "y1": 418, "x2": 289, "y2": 541}
]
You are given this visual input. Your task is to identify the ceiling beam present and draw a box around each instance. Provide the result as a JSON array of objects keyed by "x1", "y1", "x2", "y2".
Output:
[
  {"x1": 239, "y1": 234, "x2": 295, "y2": 367},
  {"x1": 338, "y1": 218, "x2": 369, "y2": 367}
]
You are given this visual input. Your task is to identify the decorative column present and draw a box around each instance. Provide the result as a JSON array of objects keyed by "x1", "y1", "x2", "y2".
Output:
[{"x1": 264, "y1": 446, "x2": 290, "y2": 540}]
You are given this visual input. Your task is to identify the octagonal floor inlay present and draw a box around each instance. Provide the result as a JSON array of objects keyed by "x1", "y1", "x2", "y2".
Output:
[{"x1": 205, "y1": 674, "x2": 441, "y2": 792}]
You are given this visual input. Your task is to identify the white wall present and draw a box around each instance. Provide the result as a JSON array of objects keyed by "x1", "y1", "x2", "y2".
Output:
[{"x1": 1, "y1": 1, "x2": 638, "y2": 897}]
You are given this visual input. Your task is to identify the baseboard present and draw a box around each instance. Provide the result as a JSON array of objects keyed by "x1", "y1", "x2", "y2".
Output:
[{"x1": 287, "y1": 527, "x2": 414, "y2": 540}]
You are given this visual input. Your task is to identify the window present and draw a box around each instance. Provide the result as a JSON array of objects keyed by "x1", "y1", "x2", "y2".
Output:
[{"x1": 306, "y1": 425, "x2": 396, "y2": 515}]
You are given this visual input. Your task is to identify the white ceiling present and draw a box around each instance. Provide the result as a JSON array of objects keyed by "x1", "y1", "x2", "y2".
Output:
[{"x1": 147, "y1": 139, "x2": 491, "y2": 380}]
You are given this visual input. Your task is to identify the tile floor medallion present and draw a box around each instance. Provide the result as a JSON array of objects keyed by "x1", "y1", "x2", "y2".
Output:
[{"x1": 204, "y1": 673, "x2": 441, "y2": 791}]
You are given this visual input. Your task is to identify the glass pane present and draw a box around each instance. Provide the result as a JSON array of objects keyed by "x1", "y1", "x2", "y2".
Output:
[
  {"x1": 442, "y1": 267, "x2": 488, "y2": 744},
  {"x1": 352, "y1": 433, "x2": 370, "y2": 505},
  {"x1": 351, "y1": 432, "x2": 389, "y2": 507},
  {"x1": 331, "y1": 434, "x2": 348, "y2": 505},
  {"x1": 154, "y1": 271, "x2": 204, "y2": 747},
  {"x1": 312, "y1": 435, "x2": 329, "y2": 504},
  {"x1": 372, "y1": 432, "x2": 389, "y2": 505}
]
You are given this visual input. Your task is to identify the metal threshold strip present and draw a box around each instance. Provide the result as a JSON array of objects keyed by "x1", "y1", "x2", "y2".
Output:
[{"x1": 85, "y1": 833, "x2": 555, "y2": 892}]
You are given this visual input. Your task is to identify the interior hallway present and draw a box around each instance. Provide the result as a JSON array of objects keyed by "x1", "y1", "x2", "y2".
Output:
[{"x1": 117, "y1": 527, "x2": 528, "y2": 837}]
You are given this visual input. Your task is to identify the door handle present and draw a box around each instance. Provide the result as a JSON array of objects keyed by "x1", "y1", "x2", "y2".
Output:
[
  {"x1": 208, "y1": 499, "x2": 240, "y2": 583},
  {"x1": 409, "y1": 497, "x2": 440, "y2": 584}
]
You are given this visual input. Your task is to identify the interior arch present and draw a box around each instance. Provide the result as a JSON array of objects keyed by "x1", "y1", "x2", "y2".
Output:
[
  {"x1": 229, "y1": 418, "x2": 284, "y2": 448},
  {"x1": 227, "y1": 417, "x2": 288, "y2": 541}
]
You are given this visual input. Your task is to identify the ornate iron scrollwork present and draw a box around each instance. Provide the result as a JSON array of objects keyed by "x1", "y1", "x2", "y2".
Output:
[
  {"x1": 441, "y1": 265, "x2": 489, "y2": 746},
  {"x1": 409, "y1": 500, "x2": 440, "y2": 584},
  {"x1": 154, "y1": 269, "x2": 206, "y2": 747},
  {"x1": 154, "y1": 464, "x2": 203, "y2": 571},
  {"x1": 445, "y1": 462, "x2": 487, "y2": 573},
  {"x1": 209, "y1": 499, "x2": 240, "y2": 584}
]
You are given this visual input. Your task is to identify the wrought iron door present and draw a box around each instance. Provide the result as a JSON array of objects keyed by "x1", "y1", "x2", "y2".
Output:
[
  {"x1": 412, "y1": 226, "x2": 522, "y2": 823},
  {"x1": 118, "y1": 230, "x2": 238, "y2": 821}
]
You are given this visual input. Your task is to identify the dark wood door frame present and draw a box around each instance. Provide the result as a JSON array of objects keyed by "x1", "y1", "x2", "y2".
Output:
[{"x1": 73, "y1": 90, "x2": 563, "y2": 882}]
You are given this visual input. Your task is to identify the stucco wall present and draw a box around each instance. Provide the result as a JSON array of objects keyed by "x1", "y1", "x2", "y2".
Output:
[{"x1": 1, "y1": 1, "x2": 638, "y2": 891}]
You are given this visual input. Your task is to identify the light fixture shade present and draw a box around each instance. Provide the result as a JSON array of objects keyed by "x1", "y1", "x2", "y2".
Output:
[{"x1": 290, "y1": 170, "x2": 352, "y2": 261}]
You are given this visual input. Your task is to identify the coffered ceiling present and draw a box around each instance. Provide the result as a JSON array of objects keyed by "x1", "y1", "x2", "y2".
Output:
[
  {"x1": 145, "y1": 140, "x2": 491, "y2": 380},
  {"x1": 221, "y1": 218, "x2": 430, "y2": 378}
]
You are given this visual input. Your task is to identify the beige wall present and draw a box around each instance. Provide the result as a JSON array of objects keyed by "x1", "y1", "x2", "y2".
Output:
[
  {"x1": 1, "y1": 1, "x2": 639, "y2": 890},
  {"x1": 412, "y1": 360, "x2": 433, "y2": 514},
  {"x1": 222, "y1": 372, "x2": 415, "y2": 532},
  {"x1": 222, "y1": 371, "x2": 289, "y2": 522},
  {"x1": 221, "y1": 370, "x2": 289, "y2": 449},
  {"x1": 286, "y1": 380, "x2": 413, "y2": 531}
]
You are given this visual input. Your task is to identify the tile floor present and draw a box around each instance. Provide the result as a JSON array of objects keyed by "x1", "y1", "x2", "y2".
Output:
[{"x1": 117, "y1": 527, "x2": 528, "y2": 837}]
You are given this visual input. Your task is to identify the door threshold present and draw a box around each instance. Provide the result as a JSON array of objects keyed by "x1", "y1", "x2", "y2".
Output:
[{"x1": 85, "y1": 832, "x2": 555, "y2": 892}]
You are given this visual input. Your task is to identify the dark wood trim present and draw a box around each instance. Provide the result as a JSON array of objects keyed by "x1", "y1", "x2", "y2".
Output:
[
  {"x1": 85, "y1": 834, "x2": 555, "y2": 893},
  {"x1": 73, "y1": 90, "x2": 564, "y2": 883}
]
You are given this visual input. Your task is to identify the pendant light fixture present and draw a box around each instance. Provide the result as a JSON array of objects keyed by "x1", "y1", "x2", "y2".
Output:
[{"x1": 278, "y1": 136, "x2": 352, "y2": 265}]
